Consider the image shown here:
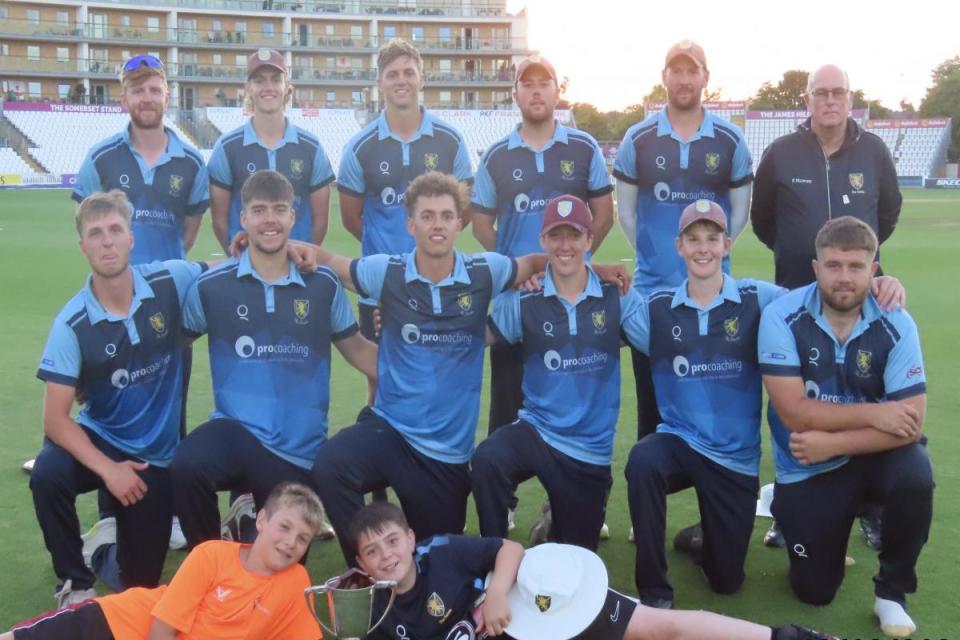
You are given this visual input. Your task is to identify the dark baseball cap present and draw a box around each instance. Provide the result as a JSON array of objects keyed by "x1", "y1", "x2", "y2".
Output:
[
  {"x1": 247, "y1": 48, "x2": 286, "y2": 78},
  {"x1": 515, "y1": 55, "x2": 558, "y2": 85},
  {"x1": 542, "y1": 195, "x2": 592, "y2": 235},
  {"x1": 664, "y1": 39, "x2": 707, "y2": 71},
  {"x1": 678, "y1": 199, "x2": 727, "y2": 234}
]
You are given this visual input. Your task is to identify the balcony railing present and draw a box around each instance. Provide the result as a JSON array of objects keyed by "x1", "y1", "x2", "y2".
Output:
[{"x1": 75, "y1": 0, "x2": 512, "y2": 19}]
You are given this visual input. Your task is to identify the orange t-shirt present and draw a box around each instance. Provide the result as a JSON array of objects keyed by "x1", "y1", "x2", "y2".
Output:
[{"x1": 97, "y1": 540, "x2": 321, "y2": 640}]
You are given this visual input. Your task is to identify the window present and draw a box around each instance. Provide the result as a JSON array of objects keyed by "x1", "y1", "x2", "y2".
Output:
[
  {"x1": 0, "y1": 44, "x2": 9, "y2": 56},
  {"x1": 295, "y1": 88, "x2": 313, "y2": 102},
  {"x1": 325, "y1": 24, "x2": 334, "y2": 35},
  {"x1": 27, "y1": 46, "x2": 40, "y2": 61},
  {"x1": 212, "y1": 19, "x2": 222, "y2": 31},
  {"x1": 180, "y1": 51, "x2": 197, "y2": 64},
  {"x1": 28, "y1": 82, "x2": 41, "y2": 98},
  {"x1": 235, "y1": 54, "x2": 246, "y2": 66},
  {"x1": 56, "y1": 11, "x2": 70, "y2": 26},
  {"x1": 326, "y1": 91, "x2": 336, "y2": 102},
  {"x1": 351, "y1": 90, "x2": 363, "y2": 104},
  {"x1": 121, "y1": 15, "x2": 130, "y2": 27},
  {"x1": 383, "y1": 25, "x2": 396, "y2": 39},
  {"x1": 439, "y1": 27, "x2": 452, "y2": 43},
  {"x1": 439, "y1": 90, "x2": 452, "y2": 103},
  {"x1": 26, "y1": 9, "x2": 40, "y2": 25},
  {"x1": 262, "y1": 22, "x2": 275, "y2": 38},
  {"x1": 411, "y1": 26, "x2": 423, "y2": 43},
  {"x1": 213, "y1": 53, "x2": 222, "y2": 65},
  {"x1": 235, "y1": 21, "x2": 247, "y2": 34},
  {"x1": 57, "y1": 47, "x2": 69, "y2": 62},
  {"x1": 59, "y1": 83, "x2": 71, "y2": 100},
  {"x1": 439, "y1": 59, "x2": 451, "y2": 72},
  {"x1": 0, "y1": 6, "x2": 7, "y2": 19},
  {"x1": 350, "y1": 25, "x2": 362, "y2": 38},
  {"x1": 147, "y1": 16, "x2": 160, "y2": 33},
  {"x1": 351, "y1": 57, "x2": 362, "y2": 68},
  {"x1": 325, "y1": 56, "x2": 334, "y2": 68}
]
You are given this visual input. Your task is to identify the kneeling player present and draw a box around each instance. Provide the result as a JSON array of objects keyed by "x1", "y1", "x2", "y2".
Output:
[{"x1": 3, "y1": 482, "x2": 323, "y2": 640}]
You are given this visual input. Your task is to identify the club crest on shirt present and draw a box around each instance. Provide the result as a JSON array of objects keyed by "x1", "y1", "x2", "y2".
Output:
[
  {"x1": 290, "y1": 158, "x2": 304, "y2": 179},
  {"x1": 705, "y1": 153, "x2": 720, "y2": 175},
  {"x1": 169, "y1": 174, "x2": 183, "y2": 195},
  {"x1": 149, "y1": 312, "x2": 168, "y2": 338},
  {"x1": 445, "y1": 620, "x2": 477, "y2": 640},
  {"x1": 535, "y1": 594, "x2": 551, "y2": 612},
  {"x1": 592, "y1": 310, "x2": 606, "y2": 333},
  {"x1": 856, "y1": 349, "x2": 872, "y2": 377},
  {"x1": 723, "y1": 316, "x2": 740, "y2": 341},
  {"x1": 427, "y1": 592, "x2": 446, "y2": 618},
  {"x1": 560, "y1": 159, "x2": 575, "y2": 179},
  {"x1": 425, "y1": 153, "x2": 439, "y2": 170},
  {"x1": 457, "y1": 292, "x2": 473, "y2": 313},
  {"x1": 849, "y1": 173, "x2": 864, "y2": 192},
  {"x1": 294, "y1": 299, "x2": 310, "y2": 325}
]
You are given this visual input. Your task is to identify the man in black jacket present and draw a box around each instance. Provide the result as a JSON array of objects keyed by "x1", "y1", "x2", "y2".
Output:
[
  {"x1": 750, "y1": 63, "x2": 902, "y2": 550},
  {"x1": 751, "y1": 64, "x2": 901, "y2": 290}
]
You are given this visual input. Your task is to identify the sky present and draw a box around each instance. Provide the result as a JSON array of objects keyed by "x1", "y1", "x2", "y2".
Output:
[{"x1": 506, "y1": 0, "x2": 959, "y2": 112}]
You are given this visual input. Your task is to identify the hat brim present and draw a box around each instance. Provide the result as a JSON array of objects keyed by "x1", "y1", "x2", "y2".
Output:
[
  {"x1": 541, "y1": 220, "x2": 590, "y2": 236},
  {"x1": 505, "y1": 544, "x2": 609, "y2": 640},
  {"x1": 247, "y1": 62, "x2": 286, "y2": 79}
]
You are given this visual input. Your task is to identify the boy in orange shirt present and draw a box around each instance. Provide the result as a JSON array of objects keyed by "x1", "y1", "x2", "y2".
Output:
[{"x1": 4, "y1": 482, "x2": 322, "y2": 640}]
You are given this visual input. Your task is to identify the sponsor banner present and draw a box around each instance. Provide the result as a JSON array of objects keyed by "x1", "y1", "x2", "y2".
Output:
[
  {"x1": 0, "y1": 173, "x2": 74, "y2": 189},
  {"x1": 0, "y1": 174, "x2": 22, "y2": 185},
  {"x1": 924, "y1": 177, "x2": 960, "y2": 189},
  {"x1": 867, "y1": 118, "x2": 951, "y2": 129},
  {"x1": 746, "y1": 108, "x2": 868, "y2": 120},
  {"x1": 2, "y1": 101, "x2": 124, "y2": 113}
]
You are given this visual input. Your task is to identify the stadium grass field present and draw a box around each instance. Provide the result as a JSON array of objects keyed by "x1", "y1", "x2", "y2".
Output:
[{"x1": 0, "y1": 187, "x2": 957, "y2": 638}]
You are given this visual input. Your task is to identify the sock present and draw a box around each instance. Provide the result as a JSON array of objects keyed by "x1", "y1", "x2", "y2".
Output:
[{"x1": 874, "y1": 597, "x2": 916, "y2": 637}]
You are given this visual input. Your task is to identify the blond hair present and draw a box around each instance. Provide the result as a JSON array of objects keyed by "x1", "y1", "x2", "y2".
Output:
[
  {"x1": 377, "y1": 38, "x2": 423, "y2": 76},
  {"x1": 263, "y1": 482, "x2": 326, "y2": 534},
  {"x1": 75, "y1": 190, "x2": 131, "y2": 236}
]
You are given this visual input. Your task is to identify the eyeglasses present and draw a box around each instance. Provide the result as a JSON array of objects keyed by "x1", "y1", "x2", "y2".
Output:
[
  {"x1": 122, "y1": 54, "x2": 164, "y2": 75},
  {"x1": 810, "y1": 88, "x2": 848, "y2": 100}
]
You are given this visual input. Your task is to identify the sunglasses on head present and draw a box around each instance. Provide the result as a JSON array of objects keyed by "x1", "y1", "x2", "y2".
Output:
[{"x1": 122, "y1": 54, "x2": 164, "y2": 74}]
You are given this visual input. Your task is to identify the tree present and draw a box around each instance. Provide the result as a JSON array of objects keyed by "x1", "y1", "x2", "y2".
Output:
[
  {"x1": 899, "y1": 99, "x2": 917, "y2": 116},
  {"x1": 850, "y1": 90, "x2": 892, "y2": 119},
  {"x1": 919, "y1": 55, "x2": 960, "y2": 161},
  {"x1": 610, "y1": 103, "x2": 645, "y2": 141},
  {"x1": 642, "y1": 83, "x2": 667, "y2": 107},
  {"x1": 749, "y1": 70, "x2": 808, "y2": 109},
  {"x1": 570, "y1": 102, "x2": 612, "y2": 141}
]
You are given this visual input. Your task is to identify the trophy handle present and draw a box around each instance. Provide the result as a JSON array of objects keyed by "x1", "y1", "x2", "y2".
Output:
[
  {"x1": 303, "y1": 585, "x2": 339, "y2": 638},
  {"x1": 366, "y1": 580, "x2": 398, "y2": 635}
]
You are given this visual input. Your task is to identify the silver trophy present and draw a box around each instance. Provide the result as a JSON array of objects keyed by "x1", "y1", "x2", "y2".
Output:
[{"x1": 304, "y1": 568, "x2": 397, "y2": 640}]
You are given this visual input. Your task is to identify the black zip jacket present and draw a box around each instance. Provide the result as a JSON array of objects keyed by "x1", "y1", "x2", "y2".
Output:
[{"x1": 750, "y1": 117, "x2": 902, "y2": 289}]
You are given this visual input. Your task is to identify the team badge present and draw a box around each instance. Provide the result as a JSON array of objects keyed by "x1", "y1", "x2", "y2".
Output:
[
  {"x1": 724, "y1": 316, "x2": 740, "y2": 339},
  {"x1": 856, "y1": 349, "x2": 872, "y2": 377},
  {"x1": 592, "y1": 310, "x2": 606, "y2": 332},
  {"x1": 535, "y1": 594, "x2": 552, "y2": 612},
  {"x1": 560, "y1": 159, "x2": 575, "y2": 179},
  {"x1": 294, "y1": 299, "x2": 310, "y2": 324},
  {"x1": 169, "y1": 174, "x2": 183, "y2": 195},
  {"x1": 427, "y1": 592, "x2": 446, "y2": 618},
  {"x1": 444, "y1": 620, "x2": 477, "y2": 640},
  {"x1": 290, "y1": 158, "x2": 304, "y2": 179},
  {"x1": 457, "y1": 292, "x2": 472, "y2": 312},
  {"x1": 149, "y1": 312, "x2": 167, "y2": 337},
  {"x1": 424, "y1": 153, "x2": 439, "y2": 170},
  {"x1": 705, "y1": 153, "x2": 720, "y2": 174},
  {"x1": 849, "y1": 173, "x2": 864, "y2": 191},
  {"x1": 557, "y1": 200, "x2": 573, "y2": 217}
]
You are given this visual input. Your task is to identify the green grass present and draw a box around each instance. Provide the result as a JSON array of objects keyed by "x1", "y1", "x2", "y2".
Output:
[{"x1": 0, "y1": 188, "x2": 957, "y2": 638}]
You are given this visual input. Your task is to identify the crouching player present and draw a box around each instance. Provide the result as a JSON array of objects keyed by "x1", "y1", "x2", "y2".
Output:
[
  {"x1": 347, "y1": 502, "x2": 836, "y2": 640},
  {"x1": 3, "y1": 482, "x2": 323, "y2": 640}
]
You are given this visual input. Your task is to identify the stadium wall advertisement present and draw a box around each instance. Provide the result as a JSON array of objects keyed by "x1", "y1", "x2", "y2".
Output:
[
  {"x1": 3, "y1": 101, "x2": 125, "y2": 114},
  {"x1": 923, "y1": 178, "x2": 960, "y2": 189}
]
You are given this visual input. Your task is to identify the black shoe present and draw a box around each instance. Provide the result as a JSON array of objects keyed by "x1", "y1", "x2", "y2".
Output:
[
  {"x1": 772, "y1": 624, "x2": 838, "y2": 640},
  {"x1": 673, "y1": 522, "x2": 703, "y2": 565},
  {"x1": 638, "y1": 595, "x2": 673, "y2": 610},
  {"x1": 859, "y1": 514, "x2": 883, "y2": 551},
  {"x1": 764, "y1": 521, "x2": 786, "y2": 548}
]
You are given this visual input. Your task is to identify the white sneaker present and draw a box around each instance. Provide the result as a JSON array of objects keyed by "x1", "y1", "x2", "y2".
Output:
[
  {"x1": 54, "y1": 579, "x2": 97, "y2": 610},
  {"x1": 169, "y1": 516, "x2": 187, "y2": 550},
  {"x1": 220, "y1": 493, "x2": 256, "y2": 541},
  {"x1": 628, "y1": 526, "x2": 635, "y2": 543},
  {"x1": 21, "y1": 458, "x2": 35, "y2": 474},
  {"x1": 599, "y1": 522, "x2": 610, "y2": 540},
  {"x1": 507, "y1": 508, "x2": 516, "y2": 532},
  {"x1": 81, "y1": 517, "x2": 117, "y2": 568},
  {"x1": 315, "y1": 515, "x2": 336, "y2": 541}
]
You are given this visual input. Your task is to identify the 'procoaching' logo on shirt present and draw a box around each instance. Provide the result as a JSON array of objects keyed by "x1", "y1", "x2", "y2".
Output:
[
  {"x1": 110, "y1": 354, "x2": 172, "y2": 389},
  {"x1": 400, "y1": 323, "x2": 474, "y2": 348},
  {"x1": 542, "y1": 349, "x2": 608, "y2": 372},
  {"x1": 513, "y1": 193, "x2": 549, "y2": 214},
  {"x1": 234, "y1": 336, "x2": 310, "y2": 360},
  {"x1": 672, "y1": 355, "x2": 743, "y2": 379}
]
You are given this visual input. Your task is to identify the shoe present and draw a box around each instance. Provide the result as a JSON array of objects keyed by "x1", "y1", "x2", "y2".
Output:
[
  {"x1": 81, "y1": 517, "x2": 117, "y2": 568},
  {"x1": 220, "y1": 493, "x2": 256, "y2": 542},
  {"x1": 315, "y1": 515, "x2": 336, "y2": 541},
  {"x1": 772, "y1": 624, "x2": 838, "y2": 640},
  {"x1": 859, "y1": 514, "x2": 883, "y2": 551},
  {"x1": 874, "y1": 597, "x2": 916, "y2": 637},
  {"x1": 169, "y1": 517, "x2": 187, "y2": 550},
  {"x1": 764, "y1": 521, "x2": 786, "y2": 548},
  {"x1": 54, "y1": 579, "x2": 97, "y2": 610},
  {"x1": 21, "y1": 458, "x2": 34, "y2": 474},
  {"x1": 599, "y1": 522, "x2": 610, "y2": 540},
  {"x1": 628, "y1": 526, "x2": 635, "y2": 543},
  {"x1": 673, "y1": 523, "x2": 703, "y2": 564},
  {"x1": 638, "y1": 595, "x2": 673, "y2": 610},
  {"x1": 507, "y1": 508, "x2": 516, "y2": 532},
  {"x1": 528, "y1": 500, "x2": 552, "y2": 546}
]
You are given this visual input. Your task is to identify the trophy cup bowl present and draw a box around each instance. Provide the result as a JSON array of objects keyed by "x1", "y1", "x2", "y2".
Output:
[{"x1": 304, "y1": 568, "x2": 397, "y2": 640}]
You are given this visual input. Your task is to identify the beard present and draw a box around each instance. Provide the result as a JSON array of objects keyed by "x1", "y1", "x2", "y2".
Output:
[
  {"x1": 129, "y1": 106, "x2": 164, "y2": 130},
  {"x1": 667, "y1": 89, "x2": 702, "y2": 112},
  {"x1": 819, "y1": 284, "x2": 869, "y2": 313}
]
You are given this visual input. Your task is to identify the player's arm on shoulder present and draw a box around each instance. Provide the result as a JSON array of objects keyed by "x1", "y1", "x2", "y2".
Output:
[
  {"x1": 146, "y1": 619, "x2": 178, "y2": 640},
  {"x1": 479, "y1": 540, "x2": 524, "y2": 637},
  {"x1": 310, "y1": 185, "x2": 332, "y2": 246},
  {"x1": 511, "y1": 253, "x2": 547, "y2": 288},
  {"x1": 210, "y1": 184, "x2": 232, "y2": 253}
]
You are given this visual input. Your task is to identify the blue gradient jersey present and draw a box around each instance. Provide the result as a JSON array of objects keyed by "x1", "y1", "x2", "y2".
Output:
[
  {"x1": 37, "y1": 261, "x2": 203, "y2": 467},
  {"x1": 613, "y1": 109, "x2": 753, "y2": 293},
  {"x1": 471, "y1": 122, "x2": 612, "y2": 257},
  {"x1": 628, "y1": 276, "x2": 784, "y2": 476},
  {"x1": 489, "y1": 266, "x2": 637, "y2": 465},
  {"x1": 758, "y1": 284, "x2": 927, "y2": 484},
  {"x1": 182, "y1": 251, "x2": 358, "y2": 469},
  {"x1": 73, "y1": 127, "x2": 209, "y2": 263},
  {"x1": 207, "y1": 118, "x2": 335, "y2": 243},
  {"x1": 351, "y1": 251, "x2": 516, "y2": 463}
]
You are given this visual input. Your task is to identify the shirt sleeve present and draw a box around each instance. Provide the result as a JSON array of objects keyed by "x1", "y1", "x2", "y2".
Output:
[
  {"x1": 336, "y1": 146, "x2": 365, "y2": 196},
  {"x1": 150, "y1": 543, "x2": 217, "y2": 633},
  {"x1": 310, "y1": 143, "x2": 336, "y2": 191},
  {"x1": 265, "y1": 568, "x2": 322, "y2": 640},
  {"x1": 327, "y1": 271, "x2": 360, "y2": 340},
  {"x1": 730, "y1": 128, "x2": 754, "y2": 186},
  {"x1": 36, "y1": 319, "x2": 81, "y2": 387},
  {"x1": 612, "y1": 128, "x2": 638, "y2": 184},
  {"x1": 71, "y1": 149, "x2": 103, "y2": 203},
  {"x1": 452, "y1": 130, "x2": 474, "y2": 182},
  {"x1": 349, "y1": 254, "x2": 390, "y2": 301},
  {"x1": 619, "y1": 289, "x2": 650, "y2": 354},
  {"x1": 470, "y1": 154, "x2": 498, "y2": 214},
  {"x1": 754, "y1": 280, "x2": 788, "y2": 310},
  {"x1": 587, "y1": 136, "x2": 614, "y2": 196},
  {"x1": 162, "y1": 260, "x2": 206, "y2": 304},
  {"x1": 187, "y1": 161, "x2": 210, "y2": 216},
  {"x1": 206, "y1": 138, "x2": 232, "y2": 190},
  {"x1": 758, "y1": 304, "x2": 802, "y2": 376},
  {"x1": 448, "y1": 535, "x2": 503, "y2": 578},
  {"x1": 489, "y1": 290, "x2": 521, "y2": 344},
  {"x1": 181, "y1": 277, "x2": 208, "y2": 337},
  {"x1": 482, "y1": 252, "x2": 518, "y2": 294},
  {"x1": 883, "y1": 309, "x2": 927, "y2": 400}
]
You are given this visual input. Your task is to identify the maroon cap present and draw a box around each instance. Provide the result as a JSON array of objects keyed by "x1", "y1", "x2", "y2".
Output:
[
  {"x1": 679, "y1": 199, "x2": 727, "y2": 234},
  {"x1": 515, "y1": 55, "x2": 558, "y2": 85},
  {"x1": 664, "y1": 39, "x2": 707, "y2": 71},
  {"x1": 247, "y1": 48, "x2": 286, "y2": 78},
  {"x1": 541, "y1": 195, "x2": 592, "y2": 235}
]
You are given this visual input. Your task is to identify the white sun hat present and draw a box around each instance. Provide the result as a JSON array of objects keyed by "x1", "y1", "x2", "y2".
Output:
[{"x1": 505, "y1": 543, "x2": 608, "y2": 640}]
